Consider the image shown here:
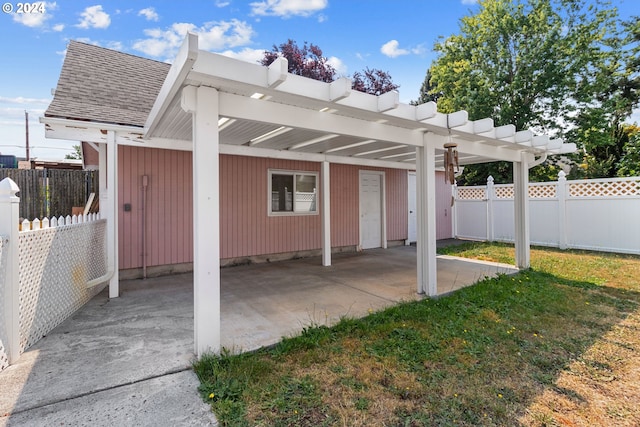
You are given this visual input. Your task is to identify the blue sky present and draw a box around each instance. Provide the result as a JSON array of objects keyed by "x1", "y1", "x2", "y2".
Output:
[{"x1": 0, "y1": 0, "x2": 637, "y2": 160}]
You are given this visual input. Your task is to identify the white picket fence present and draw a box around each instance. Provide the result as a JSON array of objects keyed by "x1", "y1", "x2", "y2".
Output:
[
  {"x1": 0, "y1": 177, "x2": 108, "y2": 372},
  {"x1": 20, "y1": 213, "x2": 101, "y2": 231},
  {"x1": 454, "y1": 172, "x2": 640, "y2": 255}
]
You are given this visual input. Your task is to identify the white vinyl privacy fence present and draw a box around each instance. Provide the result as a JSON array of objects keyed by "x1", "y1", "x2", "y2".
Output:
[
  {"x1": 0, "y1": 177, "x2": 108, "y2": 372},
  {"x1": 454, "y1": 172, "x2": 640, "y2": 255}
]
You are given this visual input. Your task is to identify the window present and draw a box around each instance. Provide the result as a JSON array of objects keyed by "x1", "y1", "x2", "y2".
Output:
[{"x1": 269, "y1": 170, "x2": 318, "y2": 215}]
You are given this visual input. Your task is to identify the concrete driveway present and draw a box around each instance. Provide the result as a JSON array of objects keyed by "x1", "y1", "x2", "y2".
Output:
[{"x1": 0, "y1": 244, "x2": 516, "y2": 426}]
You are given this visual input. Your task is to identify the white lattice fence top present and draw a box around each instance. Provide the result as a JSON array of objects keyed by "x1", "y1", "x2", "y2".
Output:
[
  {"x1": 493, "y1": 184, "x2": 557, "y2": 199},
  {"x1": 529, "y1": 184, "x2": 557, "y2": 198},
  {"x1": 568, "y1": 178, "x2": 640, "y2": 198},
  {"x1": 457, "y1": 187, "x2": 486, "y2": 200},
  {"x1": 494, "y1": 186, "x2": 514, "y2": 199},
  {"x1": 0, "y1": 236, "x2": 9, "y2": 372}
]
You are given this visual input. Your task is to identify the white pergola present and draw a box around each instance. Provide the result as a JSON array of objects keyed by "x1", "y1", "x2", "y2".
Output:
[{"x1": 41, "y1": 34, "x2": 575, "y2": 357}]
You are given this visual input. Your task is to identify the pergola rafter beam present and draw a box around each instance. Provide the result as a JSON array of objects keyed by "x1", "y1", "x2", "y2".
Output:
[
  {"x1": 139, "y1": 33, "x2": 577, "y2": 168},
  {"x1": 267, "y1": 57, "x2": 288, "y2": 88},
  {"x1": 218, "y1": 92, "x2": 425, "y2": 147}
]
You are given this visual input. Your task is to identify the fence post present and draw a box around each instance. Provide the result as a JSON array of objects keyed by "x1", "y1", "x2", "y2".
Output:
[
  {"x1": 486, "y1": 175, "x2": 495, "y2": 242},
  {"x1": 0, "y1": 178, "x2": 20, "y2": 364},
  {"x1": 557, "y1": 171, "x2": 568, "y2": 249}
]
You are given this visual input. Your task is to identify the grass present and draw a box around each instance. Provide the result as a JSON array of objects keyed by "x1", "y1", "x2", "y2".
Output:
[{"x1": 194, "y1": 242, "x2": 640, "y2": 426}]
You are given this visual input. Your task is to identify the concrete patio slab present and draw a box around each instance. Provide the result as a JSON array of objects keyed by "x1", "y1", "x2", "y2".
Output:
[
  {"x1": 0, "y1": 274, "x2": 215, "y2": 427},
  {"x1": 0, "y1": 245, "x2": 517, "y2": 426},
  {"x1": 221, "y1": 246, "x2": 517, "y2": 351}
]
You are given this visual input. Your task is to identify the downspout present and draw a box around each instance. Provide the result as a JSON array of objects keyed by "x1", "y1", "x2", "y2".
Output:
[
  {"x1": 142, "y1": 175, "x2": 149, "y2": 279},
  {"x1": 87, "y1": 137, "x2": 117, "y2": 289},
  {"x1": 86, "y1": 268, "x2": 115, "y2": 288}
]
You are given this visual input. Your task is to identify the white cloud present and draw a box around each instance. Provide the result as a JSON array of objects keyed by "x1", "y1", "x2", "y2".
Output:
[
  {"x1": 52, "y1": 23, "x2": 65, "y2": 31},
  {"x1": 381, "y1": 40, "x2": 409, "y2": 58},
  {"x1": 216, "y1": 1, "x2": 231, "y2": 7},
  {"x1": 138, "y1": 7, "x2": 159, "y2": 21},
  {"x1": 133, "y1": 19, "x2": 254, "y2": 58},
  {"x1": 106, "y1": 41, "x2": 123, "y2": 50},
  {"x1": 12, "y1": 1, "x2": 57, "y2": 28},
  {"x1": 250, "y1": 0, "x2": 328, "y2": 18},
  {"x1": 218, "y1": 48, "x2": 265, "y2": 64},
  {"x1": 73, "y1": 38, "x2": 122, "y2": 52},
  {"x1": 411, "y1": 44, "x2": 427, "y2": 56},
  {"x1": 0, "y1": 96, "x2": 50, "y2": 105},
  {"x1": 379, "y1": 40, "x2": 425, "y2": 58},
  {"x1": 77, "y1": 5, "x2": 111, "y2": 29},
  {"x1": 461, "y1": 0, "x2": 478, "y2": 4},
  {"x1": 0, "y1": 107, "x2": 47, "y2": 130},
  {"x1": 327, "y1": 56, "x2": 347, "y2": 76}
]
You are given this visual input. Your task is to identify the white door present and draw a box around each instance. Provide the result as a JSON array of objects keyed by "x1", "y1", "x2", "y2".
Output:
[
  {"x1": 360, "y1": 171, "x2": 384, "y2": 249},
  {"x1": 408, "y1": 172, "x2": 417, "y2": 243}
]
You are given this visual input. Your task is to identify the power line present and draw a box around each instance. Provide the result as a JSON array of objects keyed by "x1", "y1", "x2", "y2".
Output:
[{"x1": 0, "y1": 144, "x2": 74, "y2": 151}]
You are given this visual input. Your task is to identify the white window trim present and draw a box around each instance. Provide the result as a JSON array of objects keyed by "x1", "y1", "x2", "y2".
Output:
[{"x1": 268, "y1": 169, "x2": 319, "y2": 216}]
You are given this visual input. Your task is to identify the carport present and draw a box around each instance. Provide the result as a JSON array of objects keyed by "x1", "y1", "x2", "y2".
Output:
[
  {"x1": 41, "y1": 33, "x2": 575, "y2": 357},
  {"x1": 0, "y1": 244, "x2": 516, "y2": 424}
]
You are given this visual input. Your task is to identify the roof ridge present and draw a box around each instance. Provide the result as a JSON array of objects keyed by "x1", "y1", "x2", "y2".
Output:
[{"x1": 68, "y1": 40, "x2": 170, "y2": 66}]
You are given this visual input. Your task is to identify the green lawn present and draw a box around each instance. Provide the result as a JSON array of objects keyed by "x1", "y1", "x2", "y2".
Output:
[{"x1": 194, "y1": 243, "x2": 640, "y2": 426}]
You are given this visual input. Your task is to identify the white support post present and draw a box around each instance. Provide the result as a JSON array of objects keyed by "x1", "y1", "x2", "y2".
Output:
[
  {"x1": 416, "y1": 133, "x2": 438, "y2": 296},
  {"x1": 185, "y1": 85, "x2": 221, "y2": 357},
  {"x1": 486, "y1": 176, "x2": 495, "y2": 242},
  {"x1": 105, "y1": 132, "x2": 119, "y2": 298},
  {"x1": 557, "y1": 171, "x2": 568, "y2": 250},
  {"x1": 0, "y1": 178, "x2": 20, "y2": 363},
  {"x1": 321, "y1": 161, "x2": 331, "y2": 266},
  {"x1": 513, "y1": 153, "x2": 532, "y2": 269},
  {"x1": 451, "y1": 181, "x2": 458, "y2": 238}
]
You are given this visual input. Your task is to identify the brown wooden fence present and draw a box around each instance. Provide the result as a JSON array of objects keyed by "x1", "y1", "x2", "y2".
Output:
[{"x1": 0, "y1": 169, "x2": 99, "y2": 220}]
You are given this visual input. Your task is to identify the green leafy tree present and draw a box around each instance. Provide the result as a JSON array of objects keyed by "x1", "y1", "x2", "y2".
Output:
[
  {"x1": 427, "y1": 0, "x2": 632, "y2": 184},
  {"x1": 567, "y1": 16, "x2": 640, "y2": 179},
  {"x1": 65, "y1": 144, "x2": 82, "y2": 160},
  {"x1": 616, "y1": 125, "x2": 640, "y2": 176},
  {"x1": 411, "y1": 69, "x2": 442, "y2": 105}
]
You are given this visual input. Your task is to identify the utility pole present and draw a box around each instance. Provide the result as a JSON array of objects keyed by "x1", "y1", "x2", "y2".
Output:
[{"x1": 25, "y1": 110, "x2": 30, "y2": 161}]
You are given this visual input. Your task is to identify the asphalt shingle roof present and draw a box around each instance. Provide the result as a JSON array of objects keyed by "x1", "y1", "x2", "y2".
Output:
[{"x1": 45, "y1": 40, "x2": 170, "y2": 127}]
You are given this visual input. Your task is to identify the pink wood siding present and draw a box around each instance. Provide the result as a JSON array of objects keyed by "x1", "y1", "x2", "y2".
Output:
[
  {"x1": 81, "y1": 141, "x2": 99, "y2": 169},
  {"x1": 118, "y1": 146, "x2": 193, "y2": 269},
  {"x1": 329, "y1": 164, "x2": 359, "y2": 247},
  {"x1": 385, "y1": 168, "x2": 408, "y2": 241},
  {"x1": 220, "y1": 155, "x2": 321, "y2": 259},
  {"x1": 118, "y1": 150, "x2": 414, "y2": 268}
]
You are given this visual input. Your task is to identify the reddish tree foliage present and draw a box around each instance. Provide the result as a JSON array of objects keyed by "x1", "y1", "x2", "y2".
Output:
[
  {"x1": 260, "y1": 39, "x2": 336, "y2": 83},
  {"x1": 351, "y1": 67, "x2": 399, "y2": 96},
  {"x1": 260, "y1": 40, "x2": 399, "y2": 95}
]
